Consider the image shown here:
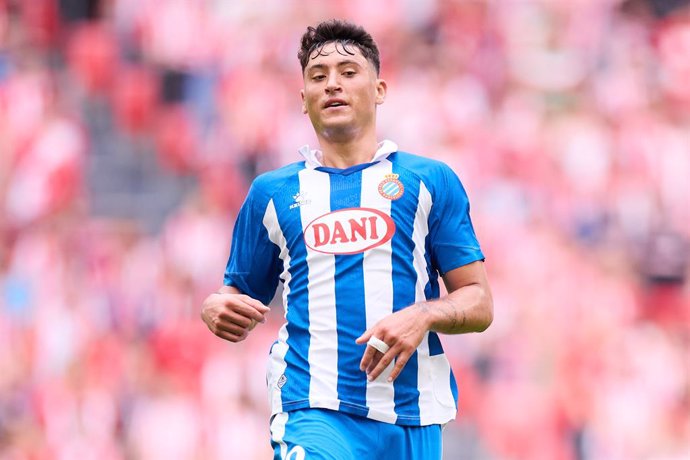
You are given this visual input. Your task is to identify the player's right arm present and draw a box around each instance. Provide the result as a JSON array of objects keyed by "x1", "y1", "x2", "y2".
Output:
[
  {"x1": 203, "y1": 175, "x2": 281, "y2": 343},
  {"x1": 201, "y1": 285, "x2": 270, "y2": 343}
]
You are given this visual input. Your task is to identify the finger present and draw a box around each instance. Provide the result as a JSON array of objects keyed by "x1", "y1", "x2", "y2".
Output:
[
  {"x1": 238, "y1": 294, "x2": 271, "y2": 314},
  {"x1": 366, "y1": 352, "x2": 383, "y2": 374},
  {"x1": 359, "y1": 344, "x2": 379, "y2": 371},
  {"x1": 367, "y1": 348, "x2": 398, "y2": 382},
  {"x1": 240, "y1": 299, "x2": 270, "y2": 323},
  {"x1": 210, "y1": 319, "x2": 248, "y2": 337},
  {"x1": 219, "y1": 299, "x2": 268, "y2": 324},
  {"x1": 214, "y1": 292, "x2": 270, "y2": 317},
  {"x1": 214, "y1": 328, "x2": 248, "y2": 343},
  {"x1": 218, "y1": 311, "x2": 254, "y2": 329},
  {"x1": 355, "y1": 328, "x2": 373, "y2": 345},
  {"x1": 387, "y1": 352, "x2": 412, "y2": 382}
]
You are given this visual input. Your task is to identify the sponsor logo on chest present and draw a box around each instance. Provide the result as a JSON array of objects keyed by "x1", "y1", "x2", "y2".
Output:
[{"x1": 304, "y1": 208, "x2": 396, "y2": 255}]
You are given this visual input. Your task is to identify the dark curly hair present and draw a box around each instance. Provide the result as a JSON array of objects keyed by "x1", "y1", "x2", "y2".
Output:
[{"x1": 298, "y1": 20, "x2": 381, "y2": 75}]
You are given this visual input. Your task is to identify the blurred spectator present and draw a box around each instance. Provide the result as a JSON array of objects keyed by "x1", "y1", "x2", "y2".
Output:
[{"x1": 1, "y1": 1, "x2": 688, "y2": 459}]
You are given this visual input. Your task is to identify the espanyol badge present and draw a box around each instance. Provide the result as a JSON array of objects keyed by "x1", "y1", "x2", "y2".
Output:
[{"x1": 378, "y1": 174, "x2": 404, "y2": 200}]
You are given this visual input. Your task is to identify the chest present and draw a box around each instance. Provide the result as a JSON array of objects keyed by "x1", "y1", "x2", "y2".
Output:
[{"x1": 268, "y1": 165, "x2": 429, "y2": 256}]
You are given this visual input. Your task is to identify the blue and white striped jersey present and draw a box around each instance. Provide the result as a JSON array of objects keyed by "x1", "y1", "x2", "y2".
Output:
[{"x1": 224, "y1": 140, "x2": 484, "y2": 426}]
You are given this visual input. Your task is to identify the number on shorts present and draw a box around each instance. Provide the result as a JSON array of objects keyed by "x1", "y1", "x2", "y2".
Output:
[{"x1": 285, "y1": 445, "x2": 305, "y2": 460}]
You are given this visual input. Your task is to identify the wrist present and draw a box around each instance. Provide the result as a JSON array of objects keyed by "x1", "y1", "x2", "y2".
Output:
[
  {"x1": 416, "y1": 298, "x2": 462, "y2": 333},
  {"x1": 413, "y1": 302, "x2": 435, "y2": 331}
]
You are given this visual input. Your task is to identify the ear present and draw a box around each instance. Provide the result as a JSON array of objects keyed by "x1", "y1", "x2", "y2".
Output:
[
  {"x1": 300, "y1": 89, "x2": 307, "y2": 114},
  {"x1": 375, "y1": 79, "x2": 387, "y2": 105}
]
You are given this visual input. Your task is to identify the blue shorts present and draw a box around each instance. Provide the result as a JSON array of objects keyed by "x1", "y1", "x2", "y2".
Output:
[{"x1": 269, "y1": 408, "x2": 442, "y2": 460}]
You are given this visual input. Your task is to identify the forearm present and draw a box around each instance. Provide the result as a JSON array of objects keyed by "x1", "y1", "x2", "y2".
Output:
[{"x1": 416, "y1": 283, "x2": 493, "y2": 334}]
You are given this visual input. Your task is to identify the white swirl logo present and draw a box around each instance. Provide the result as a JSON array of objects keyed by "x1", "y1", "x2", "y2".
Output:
[{"x1": 285, "y1": 445, "x2": 305, "y2": 460}]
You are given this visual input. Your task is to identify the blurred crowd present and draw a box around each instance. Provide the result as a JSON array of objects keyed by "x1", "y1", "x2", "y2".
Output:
[{"x1": 1, "y1": 0, "x2": 689, "y2": 459}]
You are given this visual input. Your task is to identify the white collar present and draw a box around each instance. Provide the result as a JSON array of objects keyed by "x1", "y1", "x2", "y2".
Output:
[{"x1": 298, "y1": 139, "x2": 398, "y2": 169}]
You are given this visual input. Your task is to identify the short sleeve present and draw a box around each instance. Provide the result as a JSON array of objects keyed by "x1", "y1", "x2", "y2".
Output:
[
  {"x1": 223, "y1": 184, "x2": 281, "y2": 305},
  {"x1": 427, "y1": 165, "x2": 484, "y2": 275}
]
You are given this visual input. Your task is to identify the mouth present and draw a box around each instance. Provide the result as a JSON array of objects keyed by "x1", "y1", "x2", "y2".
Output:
[{"x1": 323, "y1": 99, "x2": 348, "y2": 109}]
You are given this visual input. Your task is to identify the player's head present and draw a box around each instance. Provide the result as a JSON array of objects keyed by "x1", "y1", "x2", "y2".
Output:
[
  {"x1": 298, "y1": 19, "x2": 381, "y2": 76},
  {"x1": 298, "y1": 20, "x2": 386, "y2": 141}
]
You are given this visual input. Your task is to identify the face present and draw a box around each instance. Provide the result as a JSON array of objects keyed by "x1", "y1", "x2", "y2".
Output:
[{"x1": 301, "y1": 42, "x2": 387, "y2": 140}]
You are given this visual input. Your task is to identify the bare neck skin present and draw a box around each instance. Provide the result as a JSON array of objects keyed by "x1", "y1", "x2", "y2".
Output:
[{"x1": 316, "y1": 126, "x2": 379, "y2": 169}]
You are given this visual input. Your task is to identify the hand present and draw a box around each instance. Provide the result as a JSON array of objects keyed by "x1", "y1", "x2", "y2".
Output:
[
  {"x1": 201, "y1": 292, "x2": 270, "y2": 343},
  {"x1": 355, "y1": 304, "x2": 431, "y2": 382}
]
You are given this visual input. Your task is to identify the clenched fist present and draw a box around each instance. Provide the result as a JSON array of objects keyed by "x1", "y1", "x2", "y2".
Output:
[{"x1": 201, "y1": 289, "x2": 270, "y2": 343}]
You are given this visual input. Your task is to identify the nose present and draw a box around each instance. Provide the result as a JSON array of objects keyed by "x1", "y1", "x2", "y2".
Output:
[{"x1": 325, "y1": 72, "x2": 341, "y2": 94}]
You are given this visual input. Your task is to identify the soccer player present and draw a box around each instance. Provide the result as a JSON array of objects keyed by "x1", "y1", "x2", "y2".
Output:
[{"x1": 201, "y1": 19, "x2": 493, "y2": 460}]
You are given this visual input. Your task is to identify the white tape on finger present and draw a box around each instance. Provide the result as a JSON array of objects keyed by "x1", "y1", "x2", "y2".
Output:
[{"x1": 367, "y1": 336, "x2": 390, "y2": 354}]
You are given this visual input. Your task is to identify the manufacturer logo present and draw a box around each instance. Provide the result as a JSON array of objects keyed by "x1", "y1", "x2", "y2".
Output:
[
  {"x1": 289, "y1": 191, "x2": 311, "y2": 209},
  {"x1": 277, "y1": 374, "x2": 287, "y2": 389},
  {"x1": 304, "y1": 208, "x2": 396, "y2": 255},
  {"x1": 378, "y1": 174, "x2": 404, "y2": 200}
]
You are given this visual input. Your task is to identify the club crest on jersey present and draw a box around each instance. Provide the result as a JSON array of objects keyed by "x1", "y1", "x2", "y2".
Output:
[
  {"x1": 304, "y1": 208, "x2": 396, "y2": 255},
  {"x1": 378, "y1": 174, "x2": 404, "y2": 200}
]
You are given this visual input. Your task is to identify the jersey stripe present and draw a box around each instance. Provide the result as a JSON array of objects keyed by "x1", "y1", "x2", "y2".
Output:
[
  {"x1": 390, "y1": 162, "x2": 421, "y2": 423},
  {"x1": 330, "y1": 173, "x2": 368, "y2": 415},
  {"x1": 429, "y1": 354, "x2": 456, "y2": 416},
  {"x1": 298, "y1": 169, "x2": 340, "y2": 410},
  {"x1": 277, "y1": 175, "x2": 312, "y2": 410},
  {"x1": 413, "y1": 181, "x2": 436, "y2": 425},
  {"x1": 361, "y1": 161, "x2": 397, "y2": 423},
  {"x1": 263, "y1": 199, "x2": 291, "y2": 413}
]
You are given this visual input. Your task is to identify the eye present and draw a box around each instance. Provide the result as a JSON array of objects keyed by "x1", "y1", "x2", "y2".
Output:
[
  {"x1": 312, "y1": 75, "x2": 326, "y2": 81},
  {"x1": 343, "y1": 70, "x2": 356, "y2": 77}
]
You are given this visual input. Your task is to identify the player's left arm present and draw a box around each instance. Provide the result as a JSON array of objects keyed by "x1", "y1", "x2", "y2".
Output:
[
  {"x1": 425, "y1": 259, "x2": 493, "y2": 334},
  {"x1": 357, "y1": 260, "x2": 493, "y2": 382}
]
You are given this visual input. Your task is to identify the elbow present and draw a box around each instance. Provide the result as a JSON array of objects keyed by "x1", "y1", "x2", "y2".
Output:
[
  {"x1": 477, "y1": 309, "x2": 492, "y2": 332},
  {"x1": 476, "y1": 292, "x2": 493, "y2": 333}
]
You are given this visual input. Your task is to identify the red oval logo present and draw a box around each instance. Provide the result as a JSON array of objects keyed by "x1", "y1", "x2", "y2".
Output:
[{"x1": 304, "y1": 208, "x2": 396, "y2": 255}]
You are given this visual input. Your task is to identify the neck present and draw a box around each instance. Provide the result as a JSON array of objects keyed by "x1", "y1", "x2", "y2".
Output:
[{"x1": 316, "y1": 129, "x2": 379, "y2": 169}]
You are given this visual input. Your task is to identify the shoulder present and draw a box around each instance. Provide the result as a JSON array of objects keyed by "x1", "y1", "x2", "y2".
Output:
[
  {"x1": 388, "y1": 151, "x2": 460, "y2": 191},
  {"x1": 248, "y1": 161, "x2": 306, "y2": 204},
  {"x1": 389, "y1": 151, "x2": 447, "y2": 169}
]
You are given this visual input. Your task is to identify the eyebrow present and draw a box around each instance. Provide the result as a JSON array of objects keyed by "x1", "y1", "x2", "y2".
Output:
[{"x1": 306, "y1": 60, "x2": 363, "y2": 73}]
